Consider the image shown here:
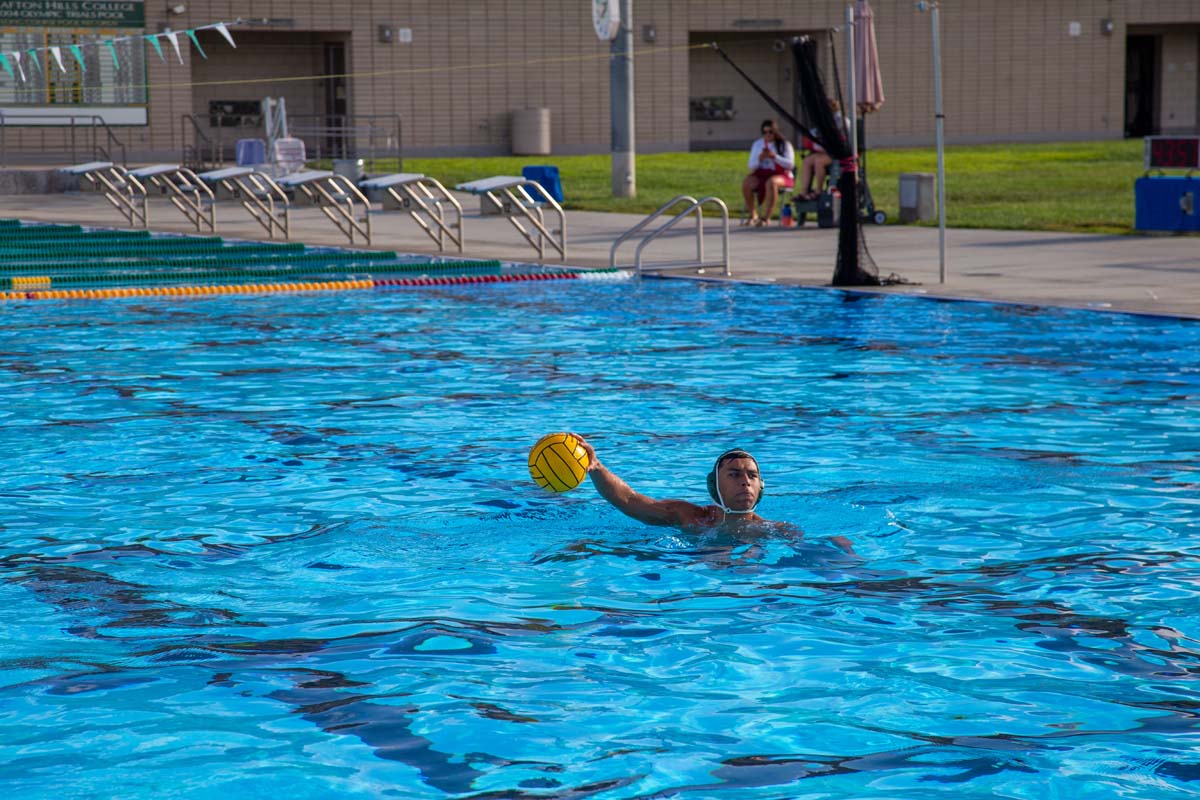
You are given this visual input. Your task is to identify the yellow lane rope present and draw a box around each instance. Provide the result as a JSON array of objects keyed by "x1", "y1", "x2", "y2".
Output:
[{"x1": 0, "y1": 279, "x2": 374, "y2": 301}]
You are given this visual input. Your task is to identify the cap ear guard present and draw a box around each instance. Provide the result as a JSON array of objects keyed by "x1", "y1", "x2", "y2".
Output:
[{"x1": 707, "y1": 449, "x2": 765, "y2": 510}]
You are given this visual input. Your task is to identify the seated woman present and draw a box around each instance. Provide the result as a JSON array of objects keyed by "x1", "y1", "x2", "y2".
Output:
[
  {"x1": 798, "y1": 99, "x2": 849, "y2": 200},
  {"x1": 740, "y1": 119, "x2": 795, "y2": 227}
]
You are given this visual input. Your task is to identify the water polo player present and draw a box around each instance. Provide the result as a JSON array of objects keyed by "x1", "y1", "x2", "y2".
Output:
[{"x1": 570, "y1": 434, "x2": 773, "y2": 533}]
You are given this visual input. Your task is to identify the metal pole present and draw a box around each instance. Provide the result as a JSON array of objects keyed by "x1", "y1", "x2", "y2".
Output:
[
  {"x1": 932, "y1": 3, "x2": 946, "y2": 284},
  {"x1": 845, "y1": 5, "x2": 857, "y2": 161},
  {"x1": 611, "y1": 0, "x2": 636, "y2": 198}
]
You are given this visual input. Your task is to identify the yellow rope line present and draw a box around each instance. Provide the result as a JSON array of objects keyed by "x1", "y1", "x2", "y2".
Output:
[
  {"x1": 134, "y1": 39, "x2": 709, "y2": 93},
  {"x1": 1, "y1": 279, "x2": 375, "y2": 301}
]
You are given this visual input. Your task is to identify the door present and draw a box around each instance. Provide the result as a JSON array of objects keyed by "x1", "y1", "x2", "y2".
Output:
[
  {"x1": 1125, "y1": 35, "x2": 1158, "y2": 138},
  {"x1": 323, "y1": 41, "x2": 348, "y2": 157}
]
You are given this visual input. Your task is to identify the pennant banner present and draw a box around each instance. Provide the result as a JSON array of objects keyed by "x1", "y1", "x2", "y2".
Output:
[
  {"x1": 165, "y1": 30, "x2": 183, "y2": 64},
  {"x1": 147, "y1": 35, "x2": 164, "y2": 63},
  {"x1": 185, "y1": 29, "x2": 207, "y2": 59},
  {"x1": 49, "y1": 46, "x2": 65, "y2": 74},
  {"x1": 214, "y1": 22, "x2": 236, "y2": 48},
  {"x1": 0, "y1": 20, "x2": 239, "y2": 79}
]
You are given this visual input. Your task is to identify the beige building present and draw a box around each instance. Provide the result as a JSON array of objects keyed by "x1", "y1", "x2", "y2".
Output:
[{"x1": 0, "y1": 0, "x2": 1196, "y2": 163}]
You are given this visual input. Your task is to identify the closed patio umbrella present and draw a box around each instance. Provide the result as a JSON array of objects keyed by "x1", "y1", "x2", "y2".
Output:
[
  {"x1": 855, "y1": 0, "x2": 885, "y2": 114},
  {"x1": 854, "y1": 0, "x2": 887, "y2": 223}
]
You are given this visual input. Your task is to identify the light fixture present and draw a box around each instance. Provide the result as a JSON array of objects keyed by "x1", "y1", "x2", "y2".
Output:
[
  {"x1": 642, "y1": 25, "x2": 656, "y2": 44},
  {"x1": 167, "y1": 3, "x2": 186, "y2": 15},
  {"x1": 378, "y1": 24, "x2": 393, "y2": 44},
  {"x1": 1100, "y1": 18, "x2": 1115, "y2": 36}
]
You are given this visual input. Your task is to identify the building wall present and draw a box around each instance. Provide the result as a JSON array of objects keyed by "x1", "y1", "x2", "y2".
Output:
[{"x1": 1, "y1": 0, "x2": 1199, "y2": 161}]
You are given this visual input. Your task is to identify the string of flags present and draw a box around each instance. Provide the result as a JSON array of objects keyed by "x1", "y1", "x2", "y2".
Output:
[{"x1": 0, "y1": 19, "x2": 239, "y2": 83}]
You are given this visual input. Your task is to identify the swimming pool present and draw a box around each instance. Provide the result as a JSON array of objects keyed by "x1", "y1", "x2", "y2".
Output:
[{"x1": 1, "y1": 279, "x2": 1198, "y2": 799}]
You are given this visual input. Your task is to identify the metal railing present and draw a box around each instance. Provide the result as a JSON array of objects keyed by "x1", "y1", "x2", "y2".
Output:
[
  {"x1": 179, "y1": 114, "x2": 223, "y2": 172},
  {"x1": 0, "y1": 112, "x2": 127, "y2": 167},
  {"x1": 610, "y1": 195, "x2": 731, "y2": 276},
  {"x1": 287, "y1": 114, "x2": 403, "y2": 172},
  {"x1": 180, "y1": 112, "x2": 403, "y2": 173}
]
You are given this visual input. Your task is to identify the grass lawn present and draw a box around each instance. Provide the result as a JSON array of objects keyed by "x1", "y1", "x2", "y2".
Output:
[{"x1": 357, "y1": 139, "x2": 1145, "y2": 234}]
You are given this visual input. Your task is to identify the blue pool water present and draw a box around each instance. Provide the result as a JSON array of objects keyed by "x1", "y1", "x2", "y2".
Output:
[{"x1": 1, "y1": 280, "x2": 1198, "y2": 799}]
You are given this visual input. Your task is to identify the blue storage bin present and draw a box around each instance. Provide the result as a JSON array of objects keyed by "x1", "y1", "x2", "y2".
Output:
[
  {"x1": 522, "y1": 165, "x2": 564, "y2": 203},
  {"x1": 236, "y1": 138, "x2": 267, "y2": 167},
  {"x1": 1135, "y1": 176, "x2": 1200, "y2": 232}
]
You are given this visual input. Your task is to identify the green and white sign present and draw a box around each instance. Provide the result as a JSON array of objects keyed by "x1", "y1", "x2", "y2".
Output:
[{"x1": 0, "y1": 1, "x2": 144, "y2": 29}]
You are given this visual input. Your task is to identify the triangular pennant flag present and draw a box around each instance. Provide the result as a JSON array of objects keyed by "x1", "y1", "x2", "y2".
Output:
[
  {"x1": 26, "y1": 49, "x2": 40, "y2": 74},
  {"x1": 165, "y1": 31, "x2": 183, "y2": 64},
  {"x1": 185, "y1": 29, "x2": 207, "y2": 59},
  {"x1": 49, "y1": 46, "x2": 66, "y2": 74},
  {"x1": 105, "y1": 40, "x2": 119, "y2": 70},
  {"x1": 11, "y1": 51, "x2": 25, "y2": 82},
  {"x1": 70, "y1": 44, "x2": 85, "y2": 72},
  {"x1": 0, "y1": 53, "x2": 12, "y2": 80},
  {"x1": 146, "y1": 34, "x2": 165, "y2": 62},
  {"x1": 214, "y1": 22, "x2": 236, "y2": 48}
]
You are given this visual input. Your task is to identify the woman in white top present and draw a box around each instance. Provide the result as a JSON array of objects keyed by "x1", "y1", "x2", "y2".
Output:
[{"x1": 740, "y1": 119, "x2": 796, "y2": 227}]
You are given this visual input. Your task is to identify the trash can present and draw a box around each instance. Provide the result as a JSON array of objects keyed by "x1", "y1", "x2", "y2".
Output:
[
  {"x1": 333, "y1": 158, "x2": 365, "y2": 183},
  {"x1": 512, "y1": 108, "x2": 551, "y2": 156},
  {"x1": 899, "y1": 172, "x2": 935, "y2": 223}
]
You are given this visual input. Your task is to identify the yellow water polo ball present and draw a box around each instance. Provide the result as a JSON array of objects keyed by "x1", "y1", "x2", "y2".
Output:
[{"x1": 528, "y1": 432, "x2": 590, "y2": 493}]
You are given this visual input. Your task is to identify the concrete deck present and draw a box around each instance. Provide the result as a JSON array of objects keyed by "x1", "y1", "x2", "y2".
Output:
[{"x1": 0, "y1": 189, "x2": 1197, "y2": 319}]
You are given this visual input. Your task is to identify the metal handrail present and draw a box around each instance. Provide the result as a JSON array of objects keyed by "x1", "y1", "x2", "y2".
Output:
[
  {"x1": 611, "y1": 194, "x2": 731, "y2": 276},
  {"x1": 90, "y1": 116, "x2": 127, "y2": 167},
  {"x1": 287, "y1": 114, "x2": 404, "y2": 172},
  {"x1": 0, "y1": 112, "x2": 127, "y2": 167},
  {"x1": 177, "y1": 112, "x2": 404, "y2": 173},
  {"x1": 610, "y1": 195, "x2": 701, "y2": 268},
  {"x1": 180, "y1": 114, "x2": 222, "y2": 171}
]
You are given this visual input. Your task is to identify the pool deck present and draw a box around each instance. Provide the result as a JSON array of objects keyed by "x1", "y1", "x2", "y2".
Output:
[{"x1": 0, "y1": 189, "x2": 1197, "y2": 319}]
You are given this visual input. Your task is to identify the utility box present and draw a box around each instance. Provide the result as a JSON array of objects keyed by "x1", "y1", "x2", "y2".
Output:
[
  {"x1": 512, "y1": 108, "x2": 551, "y2": 156},
  {"x1": 1135, "y1": 176, "x2": 1200, "y2": 232},
  {"x1": 899, "y1": 172, "x2": 935, "y2": 223}
]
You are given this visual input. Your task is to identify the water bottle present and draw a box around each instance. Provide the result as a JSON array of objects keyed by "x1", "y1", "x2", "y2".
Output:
[{"x1": 781, "y1": 203, "x2": 794, "y2": 228}]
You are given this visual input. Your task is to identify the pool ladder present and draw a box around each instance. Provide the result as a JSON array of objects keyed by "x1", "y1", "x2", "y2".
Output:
[{"x1": 610, "y1": 195, "x2": 731, "y2": 276}]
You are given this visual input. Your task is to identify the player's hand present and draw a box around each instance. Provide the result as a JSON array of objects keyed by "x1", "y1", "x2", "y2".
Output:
[
  {"x1": 695, "y1": 504, "x2": 724, "y2": 527},
  {"x1": 570, "y1": 433, "x2": 600, "y2": 472}
]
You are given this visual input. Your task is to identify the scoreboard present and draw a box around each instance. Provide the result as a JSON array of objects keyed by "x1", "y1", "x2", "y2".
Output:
[{"x1": 1144, "y1": 136, "x2": 1200, "y2": 170}]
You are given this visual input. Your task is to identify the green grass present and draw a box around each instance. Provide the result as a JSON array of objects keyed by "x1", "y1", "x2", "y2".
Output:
[{"x1": 356, "y1": 139, "x2": 1146, "y2": 234}]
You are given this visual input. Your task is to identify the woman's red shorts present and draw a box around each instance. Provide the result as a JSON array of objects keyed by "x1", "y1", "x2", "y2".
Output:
[{"x1": 752, "y1": 168, "x2": 795, "y2": 201}]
